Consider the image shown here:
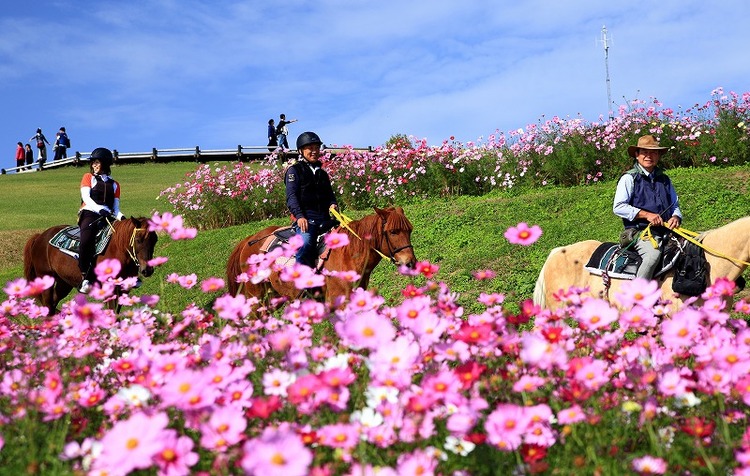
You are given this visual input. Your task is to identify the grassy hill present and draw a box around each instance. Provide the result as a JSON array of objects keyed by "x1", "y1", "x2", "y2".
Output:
[{"x1": 2, "y1": 161, "x2": 749, "y2": 313}]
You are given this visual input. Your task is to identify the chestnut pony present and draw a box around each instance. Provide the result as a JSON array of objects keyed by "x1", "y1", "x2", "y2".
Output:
[
  {"x1": 23, "y1": 217, "x2": 158, "y2": 314},
  {"x1": 533, "y1": 216, "x2": 750, "y2": 311},
  {"x1": 227, "y1": 206, "x2": 417, "y2": 304}
]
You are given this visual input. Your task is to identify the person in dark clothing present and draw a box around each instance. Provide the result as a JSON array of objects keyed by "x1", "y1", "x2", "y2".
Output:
[
  {"x1": 284, "y1": 131, "x2": 338, "y2": 268},
  {"x1": 267, "y1": 119, "x2": 278, "y2": 151},
  {"x1": 53, "y1": 127, "x2": 70, "y2": 161},
  {"x1": 613, "y1": 135, "x2": 682, "y2": 279},
  {"x1": 24, "y1": 143, "x2": 33, "y2": 170},
  {"x1": 78, "y1": 147, "x2": 125, "y2": 293}
]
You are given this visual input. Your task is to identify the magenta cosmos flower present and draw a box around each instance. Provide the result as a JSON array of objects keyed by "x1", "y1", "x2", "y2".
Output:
[
  {"x1": 504, "y1": 222, "x2": 542, "y2": 245},
  {"x1": 91, "y1": 411, "x2": 170, "y2": 475},
  {"x1": 241, "y1": 425, "x2": 313, "y2": 476}
]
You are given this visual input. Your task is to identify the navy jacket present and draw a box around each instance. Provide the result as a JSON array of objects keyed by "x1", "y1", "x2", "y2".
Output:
[{"x1": 284, "y1": 160, "x2": 338, "y2": 221}]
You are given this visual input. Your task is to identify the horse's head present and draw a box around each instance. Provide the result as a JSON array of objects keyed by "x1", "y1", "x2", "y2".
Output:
[
  {"x1": 124, "y1": 217, "x2": 158, "y2": 278},
  {"x1": 375, "y1": 206, "x2": 417, "y2": 268}
]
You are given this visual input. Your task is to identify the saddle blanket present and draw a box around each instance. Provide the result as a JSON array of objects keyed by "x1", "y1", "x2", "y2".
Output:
[
  {"x1": 584, "y1": 242, "x2": 639, "y2": 280},
  {"x1": 258, "y1": 226, "x2": 329, "y2": 269},
  {"x1": 583, "y1": 238, "x2": 681, "y2": 280},
  {"x1": 48, "y1": 225, "x2": 113, "y2": 260}
]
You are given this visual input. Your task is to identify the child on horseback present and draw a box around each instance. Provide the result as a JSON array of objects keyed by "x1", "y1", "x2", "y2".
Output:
[
  {"x1": 78, "y1": 147, "x2": 125, "y2": 293},
  {"x1": 284, "y1": 131, "x2": 338, "y2": 269}
]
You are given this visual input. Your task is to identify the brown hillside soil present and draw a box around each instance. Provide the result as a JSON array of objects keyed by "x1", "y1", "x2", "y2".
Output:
[{"x1": 1, "y1": 230, "x2": 37, "y2": 274}]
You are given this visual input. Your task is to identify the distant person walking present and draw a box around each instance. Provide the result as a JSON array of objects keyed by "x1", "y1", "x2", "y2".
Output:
[
  {"x1": 276, "y1": 113, "x2": 298, "y2": 150},
  {"x1": 267, "y1": 118, "x2": 278, "y2": 151},
  {"x1": 24, "y1": 143, "x2": 33, "y2": 170},
  {"x1": 29, "y1": 128, "x2": 50, "y2": 166},
  {"x1": 15, "y1": 142, "x2": 25, "y2": 170},
  {"x1": 53, "y1": 127, "x2": 70, "y2": 161}
]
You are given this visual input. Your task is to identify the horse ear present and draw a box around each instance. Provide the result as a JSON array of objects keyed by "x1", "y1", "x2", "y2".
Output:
[{"x1": 374, "y1": 207, "x2": 389, "y2": 219}]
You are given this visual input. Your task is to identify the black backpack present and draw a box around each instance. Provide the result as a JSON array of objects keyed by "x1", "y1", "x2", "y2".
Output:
[{"x1": 672, "y1": 242, "x2": 708, "y2": 296}]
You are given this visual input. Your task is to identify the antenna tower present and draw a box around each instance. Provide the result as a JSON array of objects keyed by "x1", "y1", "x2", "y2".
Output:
[{"x1": 600, "y1": 25, "x2": 614, "y2": 120}]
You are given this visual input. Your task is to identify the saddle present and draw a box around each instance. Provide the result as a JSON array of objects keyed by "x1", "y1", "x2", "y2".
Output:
[
  {"x1": 49, "y1": 225, "x2": 113, "y2": 260},
  {"x1": 584, "y1": 234, "x2": 682, "y2": 280},
  {"x1": 258, "y1": 226, "x2": 332, "y2": 269}
]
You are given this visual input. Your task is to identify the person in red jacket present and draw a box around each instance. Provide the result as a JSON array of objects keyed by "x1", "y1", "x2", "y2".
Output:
[{"x1": 15, "y1": 142, "x2": 25, "y2": 170}]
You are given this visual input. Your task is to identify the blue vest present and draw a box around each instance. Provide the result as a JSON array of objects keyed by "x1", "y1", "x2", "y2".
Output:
[{"x1": 622, "y1": 166, "x2": 673, "y2": 229}]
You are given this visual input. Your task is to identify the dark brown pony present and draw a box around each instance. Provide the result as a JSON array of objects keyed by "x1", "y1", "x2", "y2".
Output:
[
  {"x1": 23, "y1": 217, "x2": 158, "y2": 314},
  {"x1": 227, "y1": 206, "x2": 417, "y2": 304}
]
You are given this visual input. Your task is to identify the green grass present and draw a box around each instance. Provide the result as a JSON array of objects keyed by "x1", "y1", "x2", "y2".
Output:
[{"x1": 2, "y1": 162, "x2": 750, "y2": 313}]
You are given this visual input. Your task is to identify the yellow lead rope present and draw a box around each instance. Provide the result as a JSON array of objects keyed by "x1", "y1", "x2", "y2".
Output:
[
  {"x1": 329, "y1": 208, "x2": 390, "y2": 260},
  {"x1": 641, "y1": 224, "x2": 750, "y2": 267}
]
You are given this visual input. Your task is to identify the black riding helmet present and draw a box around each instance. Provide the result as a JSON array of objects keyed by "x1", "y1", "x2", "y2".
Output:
[
  {"x1": 90, "y1": 147, "x2": 114, "y2": 167},
  {"x1": 296, "y1": 131, "x2": 323, "y2": 150}
]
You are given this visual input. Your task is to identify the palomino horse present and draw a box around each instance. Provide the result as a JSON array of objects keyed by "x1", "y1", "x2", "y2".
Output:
[
  {"x1": 534, "y1": 216, "x2": 750, "y2": 310},
  {"x1": 227, "y1": 206, "x2": 417, "y2": 304},
  {"x1": 23, "y1": 217, "x2": 158, "y2": 314}
]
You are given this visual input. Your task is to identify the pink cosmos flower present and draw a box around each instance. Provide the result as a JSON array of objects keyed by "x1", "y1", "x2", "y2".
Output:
[
  {"x1": 200, "y1": 277, "x2": 225, "y2": 293},
  {"x1": 484, "y1": 404, "x2": 530, "y2": 451},
  {"x1": 241, "y1": 425, "x2": 312, "y2": 476},
  {"x1": 336, "y1": 309, "x2": 396, "y2": 350},
  {"x1": 396, "y1": 448, "x2": 438, "y2": 475},
  {"x1": 3, "y1": 278, "x2": 27, "y2": 297},
  {"x1": 615, "y1": 277, "x2": 662, "y2": 309},
  {"x1": 19, "y1": 276, "x2": 55, "y2": 297},
  {"x1": 575, "y1": 298, "x2": 618, "y2": 332},
  {"x1": 632, "y1": 455, "x2": 668, "y2": 475},
  {"x1": 280, "y1": 263, "x2": 314, "y2": 283},
  {"x1": 557, "y1": 405, "x2": 586, "y2": 424},
  {"x1": 94, "y1": 258, "x2": 122, "y2": 282},
  {"x1": 147, "y1": 256, "x2": 169, "y2": 267},
  {"x1": 324, "y1": 232, "x2": 350, "y2": 249},
  {"x1": 153, "y1": 429, "x2": 199, "y2": 476},
  {"x1": 472, "y1": 269, "x2": 496, "y2": 280},
  {"x1": 574, "y1": 359, "x2": 610, "y2": 391},
  {"x1": 91, "y1": 411, "x2": 170, "y2": 475},
  {"x1": 177, "y1": 273, "x2": 198, "y2": 289},
  {"x1": 317, "y1": 422, "x2": 360, "y2": 450},
  {"x1": 294, "y1": 273, "x2": 326, "y2": 290},
  {"x1": 504, "y1": 222, "x2": 542, "y2": 245},
  {"x1": 199, "y1": 405, "x2": 247, "y2": 451}
]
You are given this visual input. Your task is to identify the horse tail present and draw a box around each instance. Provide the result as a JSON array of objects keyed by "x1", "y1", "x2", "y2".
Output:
[
  {"x1": 226, "y1": 238, "x2": 246, "y2": 296},
  {"x1": 23, "y1": 233, "x2": 41, "y2": 281},
  {"x1": 533, "y1": 246, "x2": 563, "y2": 309}
]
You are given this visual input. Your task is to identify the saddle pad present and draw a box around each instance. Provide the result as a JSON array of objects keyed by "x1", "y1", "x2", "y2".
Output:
[
  {"x1": 49, "y1": 225, "x2": 113, "y2": 256},
  {"x1": 260, "y1": 226, "x2": 329, "y2": 268},
  {"x1": 583, "y1": 242, "x2": 637, "y2": 280}
]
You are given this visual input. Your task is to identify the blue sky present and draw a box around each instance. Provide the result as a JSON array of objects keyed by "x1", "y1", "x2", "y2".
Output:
[{"x1": 2, "y1": 0, "x2": 749, "y2": 157}]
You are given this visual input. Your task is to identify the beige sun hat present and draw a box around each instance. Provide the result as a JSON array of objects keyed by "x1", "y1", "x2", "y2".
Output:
[{"x1": 628, "y1": 135, "x2": 668, "y2": 158}]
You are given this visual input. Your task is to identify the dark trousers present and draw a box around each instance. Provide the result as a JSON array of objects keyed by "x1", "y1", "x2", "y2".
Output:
[{"x1": 78, "y1": 210, "x2": 103, "y2": 280}]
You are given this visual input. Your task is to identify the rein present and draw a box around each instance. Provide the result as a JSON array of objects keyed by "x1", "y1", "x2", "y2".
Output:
[
  {"x1": 641, "y1": 224, "x2": 750, "y2": 267},
  {"x1": 128, "y1": 227, "x2": 145, "y2": 265}
]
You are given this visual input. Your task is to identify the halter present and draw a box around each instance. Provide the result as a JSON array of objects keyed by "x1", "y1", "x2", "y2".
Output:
[{"x1": 330, "y1": 208, "x2": 413, "y2": 264}]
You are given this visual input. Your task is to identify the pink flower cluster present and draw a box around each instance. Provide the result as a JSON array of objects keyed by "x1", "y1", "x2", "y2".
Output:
[{"x1": 2, "y1": 214, "x2": 750, "y2": 473}]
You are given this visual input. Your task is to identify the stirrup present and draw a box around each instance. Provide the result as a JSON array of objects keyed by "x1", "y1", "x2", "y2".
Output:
[{"x1": 79, "y1": 279, "x2": 91, "y2": 293}]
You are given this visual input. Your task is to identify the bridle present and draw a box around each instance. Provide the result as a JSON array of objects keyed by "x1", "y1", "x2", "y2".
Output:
[
  {"x1": 379, "y1": 220, "x2": 414, "y2": 264},
  {"x1": 330, "y1": 208, "x2": 412, "y2": 265}
]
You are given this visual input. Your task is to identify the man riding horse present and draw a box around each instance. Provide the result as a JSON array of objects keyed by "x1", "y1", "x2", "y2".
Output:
[{"x1": 613, "y1": 135, "x2": 682, "y2": 280}]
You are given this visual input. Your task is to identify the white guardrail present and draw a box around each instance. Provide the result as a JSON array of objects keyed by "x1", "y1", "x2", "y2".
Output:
[{"x1": 2, "y1": 145, "x2": 371, "y2": 175}]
